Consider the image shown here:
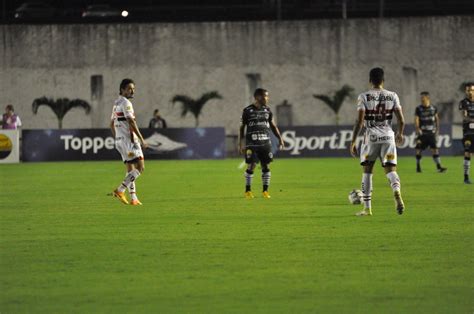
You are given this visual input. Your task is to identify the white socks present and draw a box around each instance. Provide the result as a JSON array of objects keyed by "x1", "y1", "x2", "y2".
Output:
[
  {"x1": 128, "y1": 182, "x2": 138, "y2": 200},
  {"x1": 244, "y1": 170, "x2": 253, "y2": 189},
  {"x1": 117, "y1": 169, "x2": 141, "y2": 192},
  {"x1": 362, "y1": 173, "x2": 372, "y2": 209},
  {"x1": 386, "y1": 171, "x2": 401, "y2": 193},
  {"x1": 262, "y1": 171, "x2": 271, "y2": 190},
  {"x1": 361, "y1": 171, "x2": 401, "y2": 210},
  {"x1": 464, "y1": 158, "x2": 470, "y2": 176}
]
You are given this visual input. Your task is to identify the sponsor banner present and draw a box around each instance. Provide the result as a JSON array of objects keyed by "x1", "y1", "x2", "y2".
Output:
[
  {"x1": 0, "y1": 129, "x2": 20, "y2": 163},
  {"x1": 22, "y1": 128, "x2": 225, "y2": 162},
  {"x1": 278, "y1": 124, "x2": 452, "y2": 157}
]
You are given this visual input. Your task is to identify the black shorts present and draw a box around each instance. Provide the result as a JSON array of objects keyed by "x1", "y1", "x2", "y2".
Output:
[
  {"x1": 416, "y1": 134, "x2": 437, "y2": 150},
  {"x1": 245, "y1": 145, "x2": 273, "y2": 165},
  {"x1": 463, "y1": 134, "x2": 474, "y2": 152}
]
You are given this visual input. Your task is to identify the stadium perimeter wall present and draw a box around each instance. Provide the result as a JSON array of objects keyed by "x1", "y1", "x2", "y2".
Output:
[{"x1": 0, "y1": 16, "x2": 472, "y2": 134}]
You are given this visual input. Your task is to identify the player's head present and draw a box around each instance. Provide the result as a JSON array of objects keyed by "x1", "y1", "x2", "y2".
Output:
[
  {"x1": 254, "y1": 88, "x2": 269, "y2": 106},
  {"x1": 153, "y1": 109, "x2": 160, "y2": 117},
  {"x1": 420, "y1": 91, "x2": 430, "y2": 106},
  {"x1": 119, "y1": 78, "x2": 135, "y2": 99},
  {"x1": 369, "y1": 67, "x2": 384, "y2": 87},
  {"x1": 465, "y1": 82, "x2": 474, "y2": 100}
]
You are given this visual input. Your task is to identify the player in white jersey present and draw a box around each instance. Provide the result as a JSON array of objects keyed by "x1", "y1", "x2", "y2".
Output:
[
  {"x1": 350, "y1": 68, "x2": 406, "y2": 216},
  {"x1": 110, "y1": 78, "x2": 148, "y2": 205}
]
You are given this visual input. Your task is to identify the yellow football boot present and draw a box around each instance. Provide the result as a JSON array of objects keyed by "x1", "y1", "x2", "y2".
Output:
[
  {"x1": 113, "y1": 189, "x2": 129, "y2": 205},
  {"x1": 244, "y1": 191, "x2": 255, "y2": 199},
  {"x1": 356, "y1": 208, "x2": 372, "y2": 216},
  {"x1": 130, "y1": 199, "x2": 143, "y2": 206},
  {"x1": 262, "y1": 191, "x2": 271, "y2": 199}
]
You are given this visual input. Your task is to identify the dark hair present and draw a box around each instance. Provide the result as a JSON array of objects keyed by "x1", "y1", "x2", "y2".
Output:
[
  {"x1": 420, "y1": 91, "x2": 430, "y2": 96},
  {"x1": 465, "y1": 82, "x2": 474, "y2": 88},
  {"x1": 369, "y1": 68, "x2": 384, "y2": 86},
  {"x1": 119, "y1": 78, "x2": 135, "y2": 93},
  {"x1": 6, "y1": 104, "x2": 14, "y2": 111},
  {"x1": 153, "y1": 109, "x2": 159, "y2": 114},
  {"x1": 254, "y1": 88, "x2": 268, "y2": 98}
]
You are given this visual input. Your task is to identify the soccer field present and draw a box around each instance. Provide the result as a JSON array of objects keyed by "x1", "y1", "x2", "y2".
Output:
[{"x1": 1, "y1": 157, "x2": 472, "y2": 313}]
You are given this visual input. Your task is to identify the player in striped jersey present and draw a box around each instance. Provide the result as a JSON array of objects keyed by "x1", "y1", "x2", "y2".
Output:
[
  {"x1": 350, "y1": 68, "x2": 406, "y2": 216},
  {"x1": 414, "y1": 91, "x2": 447, "y2": 173},
  {"x1": 110, "y1": 78, "x2": 148, "y2": 205},
  {"x1": 238, "y1": 88, "x2": 284, "y2": 199},
  {"x1": 459, "y1": 82, "x2": 474, "y2": 184}
]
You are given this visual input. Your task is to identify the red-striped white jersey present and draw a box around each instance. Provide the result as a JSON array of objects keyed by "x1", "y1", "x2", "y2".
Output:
[
  {"x1": 357, "y1": 88, "x2": 401, "y2": 142},
  {"x1": 111, "y1": 96, "x2": 137, "y2": 142}
]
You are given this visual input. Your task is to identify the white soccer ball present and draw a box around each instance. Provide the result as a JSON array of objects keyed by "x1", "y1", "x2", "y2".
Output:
[{"x1": 348, "y1": 189, "x2": 363, "y2": 205}]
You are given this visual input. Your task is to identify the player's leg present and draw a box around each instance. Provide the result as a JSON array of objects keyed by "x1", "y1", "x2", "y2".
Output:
[
  {"x1": 415, "y1": 148, "x2": 422, "y2": 172},
  {"x1": 114, "y1": 141, "x2": 144, "y2": 205},
  {"x1": 261, "y1": 163, "x2": 271, "y2": 198},
  {"x1": 129, "y1": 159, "x2": 145, "y2": 205},
  {"x1": 118, "y1": 160, "x2": 143, "y2": 192},
  {"x1": 359, "y1": 161, "x2": 375, "y2": 216},
  {"x1": 245, "y1": 163, "x2": 257, "y2": 196},
  {"x1": 112, "y1": 140, "x2": 132, "y2": 204},
  {"x1": 357, "y1": 143, "x2": 377, "y2": 216},
  {"x1": 431, "y1": 147, "x2": 446, "y2": 172},
  {"x1": 115, "y1": 160, "x2": 140, "y2": 188},
  {"x1": 244, "y1": 147, "x2": 257, "y2": 198},
  {"x1": 415, "y1": 136, "x2": 423, "y2": 172},
  {"x1": 463, "y1": 136, "x2": 472, "y2": 184},
  {"x1": 259, "y1": 146, "x2": 273, "y2": 199},
  {"x1": 127, "y1": 163, "x2": 137, "y2": 201},
  {"x1": 382, "y1": 143, "x2": 404, "y2": 215}
]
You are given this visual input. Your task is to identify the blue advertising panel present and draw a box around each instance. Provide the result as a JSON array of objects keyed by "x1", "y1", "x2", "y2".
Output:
[
  {"x1": 22, "y1": 128, "x2": 225, "y2": 162},
  {"x1": 277, "y1": 124, "x2": 453, "y2": 158}
]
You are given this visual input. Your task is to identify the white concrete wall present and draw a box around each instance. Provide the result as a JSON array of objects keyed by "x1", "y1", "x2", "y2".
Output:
[{"x1": 1, "y1": 16, "x2": 472, "y2": 134}]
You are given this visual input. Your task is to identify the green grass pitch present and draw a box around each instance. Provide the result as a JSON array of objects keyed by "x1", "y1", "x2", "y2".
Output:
[{"x1": 1, "y1": 157, "x2": 472, "y2": 313}]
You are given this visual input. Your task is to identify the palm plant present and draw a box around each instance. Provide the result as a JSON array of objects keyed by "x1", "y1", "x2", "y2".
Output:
[
  {"x1": 171, "y1": 91, "x2": 223, "y2": 127},
  {"x1": 32, "y1": 97, "x2": 91, "y2": 129},
  {"x1": 313, "y1": 85, "x2": 354, "y2": 125}
]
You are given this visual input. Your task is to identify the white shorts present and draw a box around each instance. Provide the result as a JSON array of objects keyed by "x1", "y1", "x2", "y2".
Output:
[
  {"x1": 115, "y1": 139, "x2": 144, "y2": 163},
  {"x1": 360, "y1": 141, "x2": 397, "y2": 166}
]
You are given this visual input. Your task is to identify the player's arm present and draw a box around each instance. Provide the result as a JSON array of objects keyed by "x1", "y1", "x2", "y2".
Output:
[
  {"x1": 415, "y1": 116, "x2": 421, "y2": 135},
  {"x1": 434, "y1": 113, "x2": 440, "y2": 136},
  {"x1": 414, "y1": 109, "x2": 421, "y2": 135},
  {"x1": 350, "y1": 110, "x2": 364, "y2": 157},
  {"x1": 110, "y1": 119, "x2": 115, "y2": 138},
  {"x1": 127, "y1": 117, "x2": 148, "y2": 149},
  {"x1": 394, "y1": 108, "x2": 405, "y2": 146},
  {"x1": 270, "y1": 119, "x2": 285, "y2": 150},
  {"x1": 238, "y1": 123, "x2": 246, "y2": 154},
  {"x1": 238, "y1": 111, "x2": 248, "y2": 154},
  {"x1": 459, "y1": 101, "x2": 469, "y2": 122}
]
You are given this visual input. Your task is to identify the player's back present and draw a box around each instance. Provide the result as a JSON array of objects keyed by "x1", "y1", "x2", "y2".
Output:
[{"x1": 357, "y1": 88, "x2": 401, "y2": 140}]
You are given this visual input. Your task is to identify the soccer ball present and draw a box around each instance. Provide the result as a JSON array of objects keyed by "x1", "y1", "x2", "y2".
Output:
[{"x1": 348, "y1": 189, "x2": 363, "y2": 205}]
